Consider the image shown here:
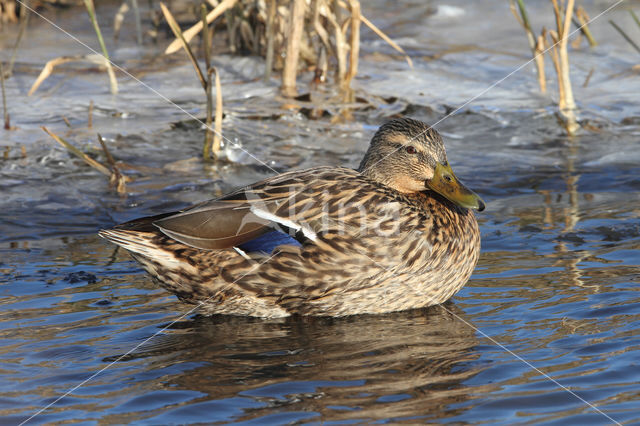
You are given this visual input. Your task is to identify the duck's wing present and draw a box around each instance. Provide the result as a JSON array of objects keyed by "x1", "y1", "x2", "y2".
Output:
[{"x1": 153, "y1": 167, "x2": 351, "y2": 250}]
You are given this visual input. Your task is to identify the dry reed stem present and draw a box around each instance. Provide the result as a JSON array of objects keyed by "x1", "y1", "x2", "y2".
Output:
[
  {"x1": 164, "y1": 0, "x2": 237, "y2": 54},
  {"x1": 554, "y1": 0, "x2": 576, "y2": 112},
  {"x1": 357, "y1": 13, "x2": 412, "y2": 68},
  {"x1": 213, "y1": 67, "x2": 223, "y2": 156},
  {"x1": 582, "y1": 67, "x2": 594, "y2": 87},
  {"x1": 160, "y1": 3, "x2": 206, "y2": 88},
  {"x1": 544, "y1": 30, "x2": 564, "y2": 108},
  {"x1": 343, "y1": 0, "x2": 360, "y2": 99},
  {"x1": 98, "y1": 133, "x2": 127, "y2": 193},
  {"x1": 28, "y1": 55, "x2": 108, "y2": 96},
  {"x1": 324, "y1": 0, "x2": 347, "y2": 84},
  {"x1": 113, "y1": 1, "x2": 128, "y2": 41},
  {"x1": 546, "y1": 0, "x2": 578, "y2": 135},
  {"x1": 83, "y1": 0, "x2": 118, "y2": 94},
  {"x1": 535, "y1": 34, "x2": 547, "y2": 93},
  {"x1": 264, "y1": 0, "x2": 277, "y2": 81},
  {"x1": 281, "y1": 0, "x2": 306, "y2": 97},
  {"x1": 201, "y1": 4, "x2": 214, "y2": 160},
  {"x1": 0, "y1": 61, "x2": 9, "y2": 130},
  {"x1": 574, "y1": 6, "x2": 596, "y2": 47},
  {"x1": 511, "y1": 0, "x2": 546, "y2": 93},
  {"x1": 88, "y1": 100, "x2": 93, "y2": 128},
  {"x1": 312, "y1": 0, "x2": 335, "y2": 65},
  {"x1": 42, "y1": 127, "x2": 129, "y2": 193},
  {"x1": 42, "y1": 126, "x2": 111, "y2": 176},
  {"x1": 163, "y1": 3, "x2": 222, "y2": 160}
]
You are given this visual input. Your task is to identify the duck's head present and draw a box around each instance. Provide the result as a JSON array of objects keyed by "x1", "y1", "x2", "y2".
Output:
[{"x1": 358, "y1": 118, "x2": 485, "y2": 211}]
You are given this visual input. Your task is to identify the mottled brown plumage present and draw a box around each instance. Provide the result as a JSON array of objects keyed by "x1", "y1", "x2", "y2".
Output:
[{"x1": 99, "y1": 118, "x2": 485, "y2": 317}]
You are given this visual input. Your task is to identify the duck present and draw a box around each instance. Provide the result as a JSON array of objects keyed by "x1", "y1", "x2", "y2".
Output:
[{"x1": 99, "y1": 118, "x2": 485, "y2": 318}]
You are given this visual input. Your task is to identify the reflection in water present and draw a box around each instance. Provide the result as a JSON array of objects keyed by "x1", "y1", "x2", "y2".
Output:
[{"x1": 102, "y1": 306, "x2": 484, "y2": 423}]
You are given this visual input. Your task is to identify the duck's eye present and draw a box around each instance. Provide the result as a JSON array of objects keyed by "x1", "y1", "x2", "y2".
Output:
[{"x1": 405, "y1": 146, "x2": 417, "y2": 154}]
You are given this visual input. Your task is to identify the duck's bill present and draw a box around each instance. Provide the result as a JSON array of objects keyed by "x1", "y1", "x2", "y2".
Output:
[{"x1": 427, "y1": 162, "x2": 486, "y2": 212}]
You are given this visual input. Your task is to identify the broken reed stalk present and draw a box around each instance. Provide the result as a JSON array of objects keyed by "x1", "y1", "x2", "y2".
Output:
[
  {"x1": 41, "y1": 127, "x2": 128, "y2": 193},
  {"x1": 281, "y1": 0, "x2": 306, "y2": 97},
  {"x1": 0, "y1": 61, "x2": 9, "y2": 130},
  {"x1": 113, "y1": 2, "x2": 129, "y2": 41},
  {"x1": 213, "y1": 67, "x2": 222, "y2": 155},
  {"x1": 343, "y1": 0, "x2": 360, "y2": 100},
  {"x1": 264, "y1": 0, "x2": 277, "y2": 81},
  {"x1": 201, "y1": 4, "x2": 214, "y2": 160},
  {"x1": 83, "y1": 0, "x2": 118, "y2": 94},
  {"x1": 329, "y1": 0, "x2": 347, "y2": 85},
  {"x1": 550, "y1": 0, "x2": 578, "y2": 134},
  {"x1": 28, "y1": 55, "x2": 111, "y2": 96},
  {"x1": 511, "y1": 0, "x2": 578, "y2": 134},
  {"x1": 160, "y1": 3, "x2": 206, "y2": 84},
  {"x1": 161, "y1": 2, "x2": 222, "y2": 160},
  {"x1": 41, "y1": 126, "x2": 111, "y2": 176},
  {"x1": 573, "y1": 6, "x2": 596, "y2": 47},
  {"x1": 164, "y1": 0, "x2": 237, "y2": 54},
  {"x1": 511, "y1": 0, "x2": 546, "y2": 92},
  {"x1": 97, "y1": 133, "x2": 127, "y2": 193},
  {"x1": 163, "y1": 0, "x2": 410, "y2": 100}
]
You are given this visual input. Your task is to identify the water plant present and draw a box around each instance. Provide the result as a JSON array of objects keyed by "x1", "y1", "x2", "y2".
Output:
[
  {"x1": 609, "y1": 10, "x2": 640, "y2": 55},
  {"x1": 42, "y1": 127, "x2": 128, "y2": 194},
  {"x1": 83, "y1": 0, "x2": 118, "y2": 94},
  {"x1": 164, "y1": 0, "x2": 411, "y2": 100},
  {"x1": 160, "y1": 2, "x2": 223, "y2": 161},
  {"x1": 28, "y1": 1, "x2": 118, "y2": 96},
  {"x1": 511, "y1": 0, "x2": 580, "y2": 134}
]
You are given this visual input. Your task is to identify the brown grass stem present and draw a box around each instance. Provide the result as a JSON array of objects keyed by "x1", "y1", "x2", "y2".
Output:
[
  {"x1": 42, "y1": 126, "x2": 111, "y2": 176},
  {"x1": 511, "y1": 0, "x2": 546, "y2": 93},
  {"x1": 264, "y1": 0, "x2": 277, "y2": 81},
  {"x1": 164, "y1": 0, "x2": 237, "y2": 55},
  {"x1": 201, "y1": 4, "x2": 214, "y2": 161},
  {"x1": 556, "y1": 0, "x2": 576, "y2": 112},
  {"x1": 0, "y1": 61, "x2": 9, "y2": 130},
  {"x1": 573, "y1": 6, "x2": 597, "y2": 47},
  {"x1": 83, "y1": 0, "x2": 118, "y2": 94},
  {"x1": 97, "y1": 133, "x2": 127, "y2": 193},
  {"x1": 160, "y1": 3, "x2": 206, "y2": 88},
  {"x1": 213, "y1": 67, "x2": 222, "y2": 157},
  {"x1": 343, "y1": 0, "x2": 360, "y2": 100},
  {"x1": 88, "y1": 100, "x2": 93, "y2": 128},
  {"x1": 281, "y1": 0, "x2": 306, "y2": 97}
]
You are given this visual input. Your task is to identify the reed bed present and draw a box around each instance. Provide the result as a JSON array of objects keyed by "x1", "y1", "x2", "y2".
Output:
[{"x1": 164, "y1": 0, "x2": 411, "y2": 100}]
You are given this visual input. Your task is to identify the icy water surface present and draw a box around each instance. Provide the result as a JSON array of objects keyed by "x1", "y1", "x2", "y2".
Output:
[{"x1": 2, "y1": 0, "x2": 640, "y2": 424}]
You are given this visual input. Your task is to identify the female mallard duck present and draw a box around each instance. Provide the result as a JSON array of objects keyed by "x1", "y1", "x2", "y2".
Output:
[{"x1": 100, "y1": 118, "x2": 484, "y2": 317}]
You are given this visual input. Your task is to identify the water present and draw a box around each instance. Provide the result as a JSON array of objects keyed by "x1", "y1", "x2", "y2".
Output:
[{"x1": 1, "y1": 0, "x2": 640, "y2": 424}]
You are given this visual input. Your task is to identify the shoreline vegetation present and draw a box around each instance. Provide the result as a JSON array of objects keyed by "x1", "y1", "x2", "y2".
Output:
[{"x1": 1, "y1": 0, "x2": 637, "y2": 193}]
